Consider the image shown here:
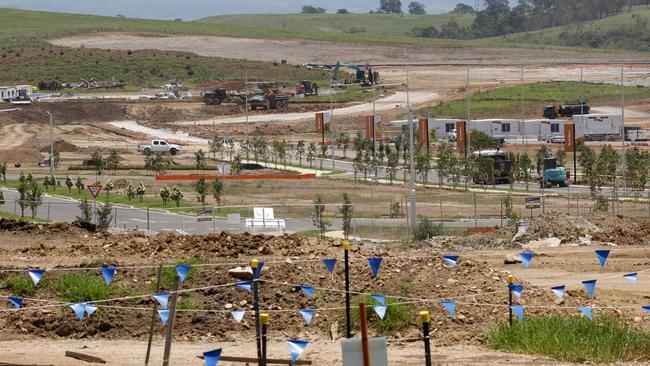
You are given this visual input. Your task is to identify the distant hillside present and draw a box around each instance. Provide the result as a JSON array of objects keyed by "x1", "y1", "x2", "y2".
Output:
[
  {"x1": 499, "y1": 6, "x2": 650, "y2": 51},
  {"x1": 198, "y1": 12, "x2": 475, "y2": 44}
]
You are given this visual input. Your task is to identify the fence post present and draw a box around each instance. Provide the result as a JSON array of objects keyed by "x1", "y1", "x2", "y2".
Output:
[
  {"x1": 261, "y1": 313, "x2": 269, "y2": 366},
  {"x1": 47, "y1": 202, "x2": 51, "y2": 221},
  {"x1": 144, "y1": 264, "x2": 163, "y2": 366},
  {"x1": 648, "y1": 190, "x2": 649, "y2": 217},
  {"x1": 146, "y1": 207, "x2": 150, "y2": 231},
  {"x1": 439, "y1": 196, "x2": 443, "y2": 227},
  {"x1": 473, "y1": 192, "x2": 477, "y2": 228},
  {"x1": 13, "y1": 199, "x2": 16, "y2": 216},
  {"x1": 344, "y1": 240, "x2": 351, "y2": 338},
  {"x1": 212, "y1": 206, "x2": 216, "y2": 234},
  {"x1": 251, "y1": 259, "x2": 262, "y2": 366},
  {"x1": 420, "y1": 311, "x2": 431, "y2": 366},
  {"x1": 507, "y1": 274, "x2": 515, "y2": 327},
  {"x1": 500, "y1": 200, "x2": 503, "y2": 228},
  {"x1": 359, "y1": 303, "x2": 370, "y2": 366},
  {"x1": 161, "y1": 277, "x2": 179, "y2": 366},
  {"x1": 113, "y1": 207, "x2": 117, "y2": 228}
]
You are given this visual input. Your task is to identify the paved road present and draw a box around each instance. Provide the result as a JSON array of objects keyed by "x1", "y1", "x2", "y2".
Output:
[{"x1": 0, "y1": 188, "x2": 502, "y2": 237}]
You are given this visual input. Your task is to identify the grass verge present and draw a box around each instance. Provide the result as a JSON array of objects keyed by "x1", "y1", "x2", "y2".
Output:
[
  {"x1": 0, "y1": 211, "x2": 49, "y2": 223},
  {"x1": 52, "y1": 273, "x2": 114, "y2": 303},
  {"x1": 2, "y1": 276, "x2": 37, "y2": 297},
  {"x1": 487, "y1": 315, "x2": 650, "y2": 363}
]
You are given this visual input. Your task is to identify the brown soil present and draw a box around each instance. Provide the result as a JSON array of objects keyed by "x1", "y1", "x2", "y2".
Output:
[{"x1": 0, "y1": 101, "x2": 128, "y2": 126}]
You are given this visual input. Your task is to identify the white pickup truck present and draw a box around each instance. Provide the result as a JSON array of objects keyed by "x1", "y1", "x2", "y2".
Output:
[{"x1": 137, "y1": 140, "x2": 182, "y2": 155}]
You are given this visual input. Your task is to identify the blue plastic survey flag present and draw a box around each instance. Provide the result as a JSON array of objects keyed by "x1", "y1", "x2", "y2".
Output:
[
  {"x1": 322, "y1": 259, "x2": 337, "y2": 273},
  {"x1": 300, "y1": 285, "x2": 315, "y2": 298},
  {"x1": 642, "y1": 306, "x2": 650, "y2": 314},
  {"x1": 85, "y1": 304, "x2": 98, "y2": 317},
  {"x1": 511, "y1": 305, "x2": 524, "y2": 322},
  {"x1": 70, "y1": 303, "x2": 86, "y2": 321},
  {"x1": 582, "y1": 279, "x2": 597, "y2": 298},
  {"x1": 101, "y1": 267, "x2": 116, "y2": 286},
  {"x1": 441, "y1": 301, "x2": 456, "y2": 319},
  {"x1": 509, "y1": 284, "x2": 524, "y2": 298},
  {"x1": 373, "y1": 305, "x2": 387, "y2": 320},
  {"x1": 624, "y1": 273, "x2": 638, "y2": 284},
  {"x1": 367, "y1": 258, "x2": 383, "y2": 278},
  {"x1": 287, "y1": 339, "x2": 309, "y2": 364},
  {"x1": 371, "y1": 294, "x2": 385, "y2": 305},
  {"x1": 519, "y1": 252, "x2": 535, "y2": 269},
  {"x1": 153, "y1": 293, "x2": 170, "y2": 309},
  {"x1": 158, "y1": 309, "x2": 170, "y2": 326},
  {"x1": 595, "y1": 250, "x2": 610, "y2": 268},
  {"x1": 28, "y1": 269, "x2": 44, "y2": 286},
  {"x1": 300, "y1": 309, "x2": 315, "y2": 325},
  {"x1": 551, "y1": 285, "x2": 566, "y2": 301},
  {"x1": 580, "y1": 306, "x2": 593, "y2": 320},
  {"x1": 235, "y1": 281, "x2": 252, "y2": 293},
  {"x1": 231, "y1": 310, "x2": 245, "y2": 324},
  {"x1": 7, "y1": 296, "x2": 23, "y2": 309},
  {"x1": 175, "y1": 265, "x2": 191, "y2": 283},
  {"x1": 203, "y1": 348, "x2": 222, "y2": 366},
  {"x1": 443, "y1": 255, "x2": 459, "y2": 268}
]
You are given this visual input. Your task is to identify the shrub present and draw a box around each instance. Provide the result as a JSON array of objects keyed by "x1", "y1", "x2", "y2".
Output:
[{"x1": 413, "y1": 218, "x2": 443, "y2": 240}]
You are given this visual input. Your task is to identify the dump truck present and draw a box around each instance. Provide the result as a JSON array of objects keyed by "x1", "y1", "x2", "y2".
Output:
[
  {"x1": 249, "y1": 84, "x2": 289, "y2": 110},
  {"x1": 471, "y1": 150, "x2": 513, "y2": 185},
  {"x1": 203, "y1": 88, "x2": 228, "y2": 105},
  {"x1": 540, "y1": 151, "x2": 568, "y2": 188},
  {"x1": 296, "y1": 80, "x2": 319, "y2": 96},
  {"x1": 543, "y1": 101, "x2": 590, "y2": 119}
]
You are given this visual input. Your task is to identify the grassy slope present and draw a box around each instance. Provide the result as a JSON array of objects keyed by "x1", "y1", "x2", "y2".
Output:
[
  {"x1": 421, "y1": 81, "x2": 650, "y2": 120},
  {"x1": 198, "y1": 12, "x2": 476, "y2": 45},
  {"x1": 0, "y1": 8, "x2": 328, "y2": 87},
  {"x1": 499, "y1": 6, "x2": 650, "y2": 50}
]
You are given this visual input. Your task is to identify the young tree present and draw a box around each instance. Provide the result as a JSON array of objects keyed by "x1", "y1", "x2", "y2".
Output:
[
  {"x1": 27, "y1": 181, "x2": 43, "y2": 219},
  {"x1": 408, "y1": 1, "x2": 426, "y2": 14},
  {"x1": 170, "y1": 186, "x2": 184, "y2": 207},
  {"x1": 160, "y1": 186, "x2": 171, "y2": 206},
  {"x1": 556, "y1": 149, "x2": 568, "y2": 167},
  {"x1": 65, "y1": 176, "x2": 73, "y2": 193},
  {"x1": 195, "y1": 177, "x2": 208, "y2": 206},
  {"x1": 77, "y1": 199, "x2": 92, "y2": 224},
  {"x1": 49, "y1": 176, "x2": 57, "y2": 192},
  {"x1": 106, "y1": 150, "x2": 120, "y2": 174},
  {"x1": 435, "y1": 142, "x2": 454, "y2": 187},
  {"x1": 339, "y1": 193, "x2": 353, "y2": 240},
  {"x1": 90, "y1": 151, "x2": 105, "y2": 179},
  {"x1": 296, "y1": 140, "x2": 306, "y2": 166},
  {"x1": 212, "y1": 178, "x2": 224, "y2": 206},
  {"x1": 415, "y1": 152, "x2": 431, "y2": 185},
  {"x1": 0, "y1": 162, "x2": 6, "y2": 182},
  {"x1": 312, "y1": 195, "x2": 330, "y2": 238},
  {"x1": 95, "y1": 203, "x2": 113, "y2": 228},
  {"x1": 625, "y1": 147, "x2": 650, "y2": 194},
  {"x1": 17, "y1": 173, "x2": 29, "y2": 217},
  {"x1": 320, "y1": 144, "x2": 328, "y2": 170},
  {"x1": 517, "y1": 153, "x2": 532, "y2": 191},
  {"x1": 75, "y1": 176, "x2": 84, "y2": 195},
  {"x1": 210, "y1": 135, "x2": 224, "y2": 159},
  {"x1": 43, "y1": 176, "x2": 51, "y2": 191},
  {"x1": 386, "y1": 149, "x2": 399, "y2": 183},
  {"x1": 195, "y1": 149, "x2": 207, "y2": 173},
  {"x1": 231, "y1": 154, "x2": 243, "y2": 175},
  {"x1": 104, "y1": 180, "x2": 114, "y2": 201},
  {"x1": 136, "y1": 182, "x2": 146, "y2": 202},
  {"x1": 307, "y1": 143, "x2": 317, "y2": 168},
  {"x1": 535, "y1": 145, "x2": 551, "y2": 174},
  {"x1": 459, "y1": 155, "x2": 476, "y2": 189},
  {"x1": 126, "y1": 184, "x2": 136, "y2": 202}
]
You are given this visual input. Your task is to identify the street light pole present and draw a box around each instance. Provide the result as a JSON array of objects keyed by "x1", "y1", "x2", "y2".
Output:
[
  {"x1": 46, "y1": 111, "x2": 54, "y2": 176},
  {"x1": 330, "y1": 79, "x2": 336, "y2": 170},
  {"x1": 406, "y1": 70, "x2": 416, "y2": 233}
]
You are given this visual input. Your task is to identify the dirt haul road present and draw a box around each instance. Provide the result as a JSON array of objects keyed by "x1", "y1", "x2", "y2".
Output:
[{"x1": 50, "y1": 33, "x2": 650, "y2": 65}]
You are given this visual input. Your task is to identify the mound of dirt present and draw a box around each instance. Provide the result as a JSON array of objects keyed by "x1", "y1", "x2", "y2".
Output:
[
  {"x1": 38, "y1": 139, "x2": 78, "y2": 153},
  {"x1": 0, "y1": 102, "x2": 128, "y2": 125},
  {"x1": 528, "y1": 212, "x2": 650, "y2": 246},
  {"x1": 0, "y1": 148, "x2": 42, "y2": 164}
]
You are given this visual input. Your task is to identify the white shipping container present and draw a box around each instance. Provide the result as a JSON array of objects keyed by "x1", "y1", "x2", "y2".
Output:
[{"x1": 573, "y1": 114, "x2": 622, "y2": 139}]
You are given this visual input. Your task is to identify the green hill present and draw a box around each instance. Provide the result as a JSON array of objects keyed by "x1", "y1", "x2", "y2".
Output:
[
  {"x1": 197, "y1": 12, "x2": 476, "y2": 45},
  {"x1": 499, "y1": 6, "x2": 650, "y2": 51}
]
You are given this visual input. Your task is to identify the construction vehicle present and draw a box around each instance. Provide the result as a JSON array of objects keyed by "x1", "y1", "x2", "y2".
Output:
[
  {"x1": 203, "y1": 88, "x2": 228, "y2": 105},
  {"x1": 471, "y1": 150, "x2": 513, "y2": 185},
  {"x1": 10, "y1": 90, "x2": 32, "y2": 105},
  {"x1": 296, "y1": 80, "x2": 319, "y2": 96},
  {"x1": 540, "y1": 151, "x2": 568, "y2": 188},
  {"x1": 249, "y1": 83, "x2": 289, "y2": 110},
  {"x1": 543, "y1": 101, "x2": 590, "y2": 119},
  {"x1": 331, "y1": 61, "x2": 380, "y2": 86}
]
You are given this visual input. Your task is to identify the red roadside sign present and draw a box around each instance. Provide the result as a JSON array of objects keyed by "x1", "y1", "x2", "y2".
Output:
[{"x1": 87, "y1": 184, "x2": 103, "y2": 199}]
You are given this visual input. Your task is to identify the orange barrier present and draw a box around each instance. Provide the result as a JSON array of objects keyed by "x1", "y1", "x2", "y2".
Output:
[{"x1": 156, "y1": 173, "x2": 317, "y2": 181}]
